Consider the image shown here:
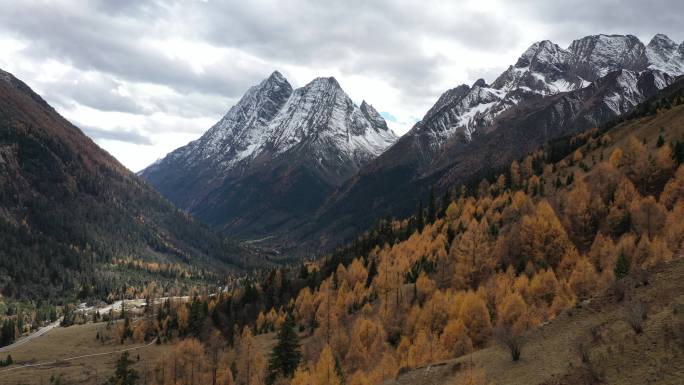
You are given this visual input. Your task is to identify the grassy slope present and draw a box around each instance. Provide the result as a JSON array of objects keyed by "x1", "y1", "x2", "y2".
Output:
[
  {"x1": 0, "y1": 321, "x2": 171, "y2": 385},
  {"x1": 382, "y1": 257, "x2": 684, "y2": 385},
  {"x1": 0, "y1": 320, "x2": 280, "y2": 385}
]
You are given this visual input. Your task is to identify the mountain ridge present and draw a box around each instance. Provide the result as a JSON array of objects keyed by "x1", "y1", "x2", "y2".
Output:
[
  {"x1": 306, "y1": 33, "x2": 683, "y2": 248},
  {"x1": 142, "y1": 33, "x2": 684, "y2": 251}
]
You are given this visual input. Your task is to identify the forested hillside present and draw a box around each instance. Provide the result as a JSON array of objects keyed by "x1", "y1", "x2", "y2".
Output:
[
  {"x1": 104, "y1": 77, "x2": 684, "y2": 385},
  {"x1": 0, "y1": 68, "x2": 252, "y2": 303}
]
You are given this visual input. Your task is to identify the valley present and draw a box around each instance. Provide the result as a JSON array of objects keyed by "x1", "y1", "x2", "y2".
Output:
[{"x1": 1, "y1": 6, "x2": 684, "y2": 384}]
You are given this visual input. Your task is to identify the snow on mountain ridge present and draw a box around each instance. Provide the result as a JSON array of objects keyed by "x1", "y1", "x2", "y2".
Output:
[
  {"x1": 568, "y1": 34, "x2": 648, "y2": 80},
  {"x1": 647, "y1": 34, "x2": 684, "y2": 74},
  {"x1": 152, "y1": 72, "x2": 395, "y2": 180},
  {"x1": 265, "y1": 76, "x2": 396, "y2": 163},
  {"x1": 174, "y1": 70, "x2": 293, "y2": 170},
  {"x1": 412, "y1": 33, "x2": 684, "y2": 151}
]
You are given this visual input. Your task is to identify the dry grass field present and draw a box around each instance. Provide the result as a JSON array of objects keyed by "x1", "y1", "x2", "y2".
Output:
[{"x1": 0, "y1": 320, "x2": 171, "y2": 385}]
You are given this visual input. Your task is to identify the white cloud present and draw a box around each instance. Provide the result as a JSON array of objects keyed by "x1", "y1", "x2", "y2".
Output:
[{"x1": 0, "y1": 0, "x2": 681, "y2": 171}]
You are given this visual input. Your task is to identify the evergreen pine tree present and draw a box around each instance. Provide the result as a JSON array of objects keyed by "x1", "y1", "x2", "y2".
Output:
[
  {"x1": 0, "y1": 319, "x2": 15, "y2": 347},
  {"x1": 657, "y1": 134, "x2": 665, "y2": 148},
  {"x1": 121, "y1": 316, "x2": 133, "y2": 343},
  {"x1": 267, "y1": 313, "x2": 302, "y2": 384},
  {"x1": 673, "y1": 140, "x2": 684, "y2": 165},
  {"x1": 334, "y1": 352, "x2": 345, "y2": 385},
  {"x1": 566, "y1": 173, "x2": 574, "y2": 186},
  {"x1": 427, "y1": 187, "x2": 437, "y2": 224},
  {"x1": 441, "y1": 189, "x2": 452, "y2": 217},
  {"x1": 366, "y1": 258, "x2": 378, "y2": 288},
  {"x1": 615, "y1": 252, "x2": 630, "y2": 279},
  {"x1": 107, "y1": 352, "x2": 138, "y2": 385},
  {"x1": 416, "y1": 200, "x2": 425, "y2": 232}
]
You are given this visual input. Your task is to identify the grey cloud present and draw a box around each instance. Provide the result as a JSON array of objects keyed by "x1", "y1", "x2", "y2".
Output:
[
  {"x1": 148, "y1": 92, "x2": 235, "y2": 120},
  {"x1": 0, "y1": 0, "x2": 681, "y2": 157},
  {"x1": 192, "y1": 0, "x2": 522, "y2": 97},
  {"x1": 510, "y1": 0, "x2": 684, "y2": 45},
  {"x1": 80, "y1": 125, "x2": 153, "y2": 145},
  {"x1": 41, "y1": 75, "x2": 148, "y2": 114},
  {"x1": 0, "y1": 0, "x2": 521, "y2": 109},
  {"x1": 466, "y1": 66, "x2": 509, "y2": 86},
  {"x1": 0, "y1": 2, "x2": 269, "y2": 99}
]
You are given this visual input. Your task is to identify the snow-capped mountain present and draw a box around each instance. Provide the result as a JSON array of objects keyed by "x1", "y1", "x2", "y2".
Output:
[
  {"x1": 308, "y1": 33, "x2": 683, "y2": 248},
  {"x1": 150, "y1": 72, "x2": 395, "y2": 179},
  {"x1": 411, "y1": 34, "x2": 684, "y2": 150},
  {"x1": 177, "y1": 71, "x2": 294, "y2": 170},
  {"x1": 140, "y1": 71, "x2": 396, "y2": 238},
  {"x1": 142, "y1": 33, "x2": 683, "y2": 249}
]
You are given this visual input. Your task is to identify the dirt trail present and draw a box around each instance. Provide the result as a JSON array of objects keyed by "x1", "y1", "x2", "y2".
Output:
[
  {"x1": 0, "y1": 319, "x2": 62, "y2": 353},
  {"x1": 0, "y1": 338, "x2": 157, "y2": 374}
]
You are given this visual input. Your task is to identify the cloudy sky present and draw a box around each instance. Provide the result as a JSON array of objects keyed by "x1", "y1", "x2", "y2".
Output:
[{"x1": 1, "y1": 0, "x2": 682, "y2": 171}]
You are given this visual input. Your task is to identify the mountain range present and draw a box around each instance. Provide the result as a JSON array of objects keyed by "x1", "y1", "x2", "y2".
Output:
[{"x1": 139, "y1": 33, "x2": 684, "y2": 250}]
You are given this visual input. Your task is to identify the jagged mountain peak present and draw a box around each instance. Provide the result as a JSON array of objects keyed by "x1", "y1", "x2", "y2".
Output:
[
  {"x1": 308, "y1": 75, "x2": 340, "y2": 85},
  {"x1": 360, "y1": 100, "x2": 390, "y2": 133},
  {"x1": 267, "y1": 74, "x2": 396, "y2": 160},
  {"x1": 492, "y1": 39, "x2": 577, "y2": 94},
  {"x1": 649, "y1": 33, "x2": 678, "y2": 48},
  {"x1": 568, "y1": 34, "x2": 648, "y2": 80},
  {"x1": 516, "y1": 39, "x2": 570, "y2": 68},
  {"x1": 420, "y1": 84, "x2": 471, "y2": 124},
  {"x1": 410, "y1": 32, "x2": 683, "y2": 153},
  {"x1": 141, "y1": 71, "x2": 396, "y2": 235},
  {"x1": 647, "y1": 33, "x2": 684, "y2": 74},
  {"x1": 267, "y1": 69, "x2": 287, "y2": 82},
  {"x1": 569, "y1": 33, "x2": 643, "y2": 48},
  {"x1": 249, "y1": 70, "x2": 292, "y2": 96},
  {"x1": 472, "y1": 78, "x2": 488, "y2": 88},
  {"x1": 184, "y1": 71, "x2": 293, "y2": 166}
]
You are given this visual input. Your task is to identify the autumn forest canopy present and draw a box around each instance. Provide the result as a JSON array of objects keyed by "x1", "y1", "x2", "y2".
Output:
[{"x1": 74, "y1": 85, "x2": 684, "y2": 385}]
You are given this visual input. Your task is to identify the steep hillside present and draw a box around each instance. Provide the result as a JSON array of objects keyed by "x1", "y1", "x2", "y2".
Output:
[
  {"x1": 80, "y1": 77, "x2": 684, "y2": 385},
  {"x1": 275, "y1": 79, "x2": 684, "y2": 385},
  {"x1": 140, "y1": 72, "x2": 396, "y2": 240},
  {"x1": 384, "y1": 257, "x2": 684, "y2": 385},
  {"x1": 0, "y1": 68, "x2": 251, "y2": 301}
]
